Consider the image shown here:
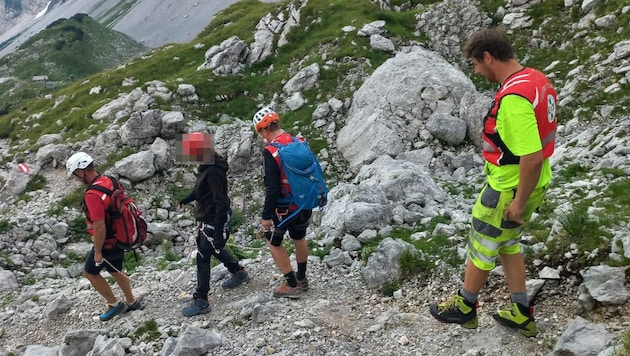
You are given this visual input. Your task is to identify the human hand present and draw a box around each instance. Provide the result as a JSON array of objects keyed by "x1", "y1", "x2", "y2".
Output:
[
  {"x1": 213, "y1": 235, "x2": 226, "y2": 250},
  {"x1": 261, "y1": 219, "x2": 273, "y2": 232},
  {"x1": 504, "y1": 202, "x2": 525, "y2": 225},
  {"x1": 94, "y1": 251, "x2": 103, "y2": 267}
]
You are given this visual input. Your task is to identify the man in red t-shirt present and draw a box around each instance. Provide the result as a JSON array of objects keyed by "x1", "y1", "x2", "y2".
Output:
[{"x1": 66, "y1": 152, "x2": 144, "y2": 321}]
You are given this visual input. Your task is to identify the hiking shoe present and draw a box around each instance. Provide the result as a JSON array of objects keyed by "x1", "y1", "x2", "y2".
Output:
[
  {"x1": 492, "y1": 302, "x2": 538, "y2": 337},
  {"x1": 297, "y1": 278, "x2": 309, "y2": 291},
  {"x1": 182, "y1": 298, "x2": 210, "y2": 317},
  {"x1": 273, "y1": 282, "x2": 302, "y2": 299},
  {"x1": 99, "y1": 302, "x2": 127, "y2": 321},
  {"x1": 429, "y1": 293, "x2": 478, "y2": 329},
  {"x1": 221, "y1": 269, "x2": 250, "y2": 290},
  {"x1": 125, "y1": 300, "x2": 145, "y2": 312}
]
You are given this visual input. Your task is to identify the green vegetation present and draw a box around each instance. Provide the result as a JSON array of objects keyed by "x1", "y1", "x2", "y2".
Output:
[
  {"x1": 510, "y1": 0, "x2": 629, "y2": 122},
  {"x1": 0, "y1": 219, "x2": 13, "y2": 234},
  {"x1": 0, "y1": 294, "x2": 15, "y2": 308},
  {"x1": 67, "y1": 215, "x2": 90, "y2": 243},
  {"x1": 123, "y1": 251, "x2": 144, "y2": 273},
  {"x1": 531, "y1": 176, "x2": 630, "y2": 272},
  {"x1": 230, "y1": 209, "x2": 245, "y2": 231},
  {"x1": 155, "y1": 240, "x2": 183, "y2": 271},
  {"x1": 18, "y1": 174, "x2": 48, "y2": 202},
  {"x1": 47, "y1": 187, "x2": 85, "y2": 216},
  {"x1": 162, "y1": 240, "x2": 182, "y2": 261},
  {"x1": 0, "y1": 0, "x2": 420, "y2": 152},
  {"x1": 380, "y1": 280, "x2": 400, "y2": 297},
  {"x1": 361, "y1": 216, "x2": 464, "y2": 285},
  {"x1": 309, "y1": 239, "x2": 333, "y2": 259},
  {"x1": 0, "y1": 250, "x2": 11, "y2": 268},
  {"x1": 59, "y1": 251, "x2": 84, "y2": 268},
  {"x1": 24, "y1": 174, "x2": 47, "y2": 191},
  {"x1": 557, "y1": 163, "x2": 591, "y2": 183},
  {"x1": 23, "y1": 276, "x2": 36, "y2": 285},
  {"x1": 360, "y1": 237, "x2": 384, "y2": 263},
  {"x1": 622, "y1": 328, "x2": 630, "y2": 355},
  {"x1": 134, "y1": 319, "x2": 161, "y2": 342}
]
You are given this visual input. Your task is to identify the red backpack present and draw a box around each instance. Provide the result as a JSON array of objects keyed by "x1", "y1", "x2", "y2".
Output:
[{"x1": 87, "y1": 176, "x2": 148, "y2": 251}]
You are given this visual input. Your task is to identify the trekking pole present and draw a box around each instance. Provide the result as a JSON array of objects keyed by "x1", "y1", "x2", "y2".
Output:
[{"x1": 98, "y1": 258, "x2": 130, "y2": 281}]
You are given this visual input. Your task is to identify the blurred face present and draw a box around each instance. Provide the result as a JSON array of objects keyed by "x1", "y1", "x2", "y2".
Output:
[
  {"x1": 470, "y1": 52, "x2": 499, "y2": 83},
  {"x1": 176, "y1": 133, "x2": 215, "y2": 164}
]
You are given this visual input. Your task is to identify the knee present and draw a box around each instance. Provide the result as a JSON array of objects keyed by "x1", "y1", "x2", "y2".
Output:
[
  {"x1": 269, "y1": 235, "x2": 283, "y2": 247},
  {"x1": 83, "y1": 270, "x2": 97, "y2": 280},
  {"x1": 264, "y1": 230, "x2": 284, "y2": 246}
]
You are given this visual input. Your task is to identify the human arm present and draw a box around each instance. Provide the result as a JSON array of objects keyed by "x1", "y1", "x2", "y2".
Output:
[
  {"x1": 92, "y1": 219, "x2": 107, "y2": 264},
  {"x1": 504, "y1": 151, "x2": 543, "y2": 224},
  {"x1": 498, "y1": 94, "x2": 544, "y2": 224},
  {"x1": 84, "y1": 192, "x2": 108, "y2": 264},
  {"x1": 261, "y1": 149, "x2": 281, "y2": 230},
  {"x1": 207, "y1": 168, "x2": 230, "y2": 249},
  {"x1": 179, "y1": 191, "x2": 195, "y2": 207}
]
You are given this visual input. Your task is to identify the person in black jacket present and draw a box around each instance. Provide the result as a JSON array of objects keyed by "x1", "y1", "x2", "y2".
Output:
[{"x1": 177, "y1": 132, "x2": 249, "y2": 317}]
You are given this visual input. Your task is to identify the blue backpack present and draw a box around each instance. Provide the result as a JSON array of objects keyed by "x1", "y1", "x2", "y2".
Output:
[{"x1": 269, "y1": 136, "x2": 328, "y2": 227}]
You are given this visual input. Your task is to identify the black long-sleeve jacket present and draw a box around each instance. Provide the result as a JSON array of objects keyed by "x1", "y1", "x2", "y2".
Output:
[
  {"x1": 180, "y1": 154, "x2": 231, "y2": 239},
  {"x1": 262, "y1": 149, "x2": 282, "y2": 220}
]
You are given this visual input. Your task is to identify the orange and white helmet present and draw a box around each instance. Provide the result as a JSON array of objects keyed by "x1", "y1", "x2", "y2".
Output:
[{"x1": 252, "y1": 107, "x2": 279, "y2": 132}]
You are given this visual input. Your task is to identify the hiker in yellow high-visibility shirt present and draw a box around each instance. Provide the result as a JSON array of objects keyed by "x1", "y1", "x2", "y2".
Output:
[{"x1": 429, "y1": 28, "x2": 557, "y2": 338}]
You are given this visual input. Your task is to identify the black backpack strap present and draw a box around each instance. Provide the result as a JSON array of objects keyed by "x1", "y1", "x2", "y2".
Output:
[
  {"x1": 86, "y1": 175, "x2": 119, "y2": 196},
  {"x1": 84, "y1": 176, "x2": 118, "y2": 240},
  {"x1": 105, "y1": 175, "x2": 120, "y2": 191}
]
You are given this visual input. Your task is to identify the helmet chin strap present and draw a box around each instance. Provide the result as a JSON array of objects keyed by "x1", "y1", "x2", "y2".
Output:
[{"x1": 78, "y1": 170, "x2": 89, "y2": 185}]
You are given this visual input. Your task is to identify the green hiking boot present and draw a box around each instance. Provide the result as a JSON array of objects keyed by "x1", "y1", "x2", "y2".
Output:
[
  {"x1": 429, "y1": 293, "x2": 478, "y2": 329},
  {"x1": 492, "y1": 302, "x2": 538, "y2": 337}
]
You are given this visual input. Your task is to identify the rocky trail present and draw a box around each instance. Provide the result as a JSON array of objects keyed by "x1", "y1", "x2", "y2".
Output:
[{"x1": 2, "y1": 244, "x2": 617, "y2": 356}]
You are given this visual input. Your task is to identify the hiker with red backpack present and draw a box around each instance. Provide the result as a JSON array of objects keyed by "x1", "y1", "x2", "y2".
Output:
[
  {"x1": 177, "y1": 132, "x2": 249, "y2": 317},
  {"x1": 66, "y1": 152, "x2": 144, "y2": 321},
  {"x1": 253, "y1": 107, "x2": 327, "y2": 298}
]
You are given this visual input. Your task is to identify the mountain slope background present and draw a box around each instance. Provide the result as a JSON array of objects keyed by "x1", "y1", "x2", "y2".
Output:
[
  {"x1": 0, "y1": 0, "x2": 629, "y2": 355},
  {"x1": 0, "y1": 0, "x2": 279, "y2": 57},
  {"x1": 0, "y1": 13, "x2": 147, "y2": 80},
  {"x1": 0, "y1": 13, "x2": 147, "y2": 115}
]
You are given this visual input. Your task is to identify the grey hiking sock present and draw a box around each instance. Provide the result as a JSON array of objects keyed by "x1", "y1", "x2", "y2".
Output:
[
  {"x1": 460, "y1": 288, "x2": 478, "y2": 305},
  {"x1": 510, "y1": 292, "x2": 529, "y2": 306}
]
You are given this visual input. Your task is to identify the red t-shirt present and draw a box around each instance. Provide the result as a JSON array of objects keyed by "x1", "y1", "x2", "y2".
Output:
[{"x1": 84, "y1": 176, "x2": 115, "y2": 234}]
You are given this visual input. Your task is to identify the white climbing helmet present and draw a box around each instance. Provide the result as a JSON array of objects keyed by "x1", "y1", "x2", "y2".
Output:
[
  {"x1": 66, "y1": 152, "x2": 94, "y2": 177},
  {"x1": 252, "y1": 107, "x2": 279, "y2": 132}
]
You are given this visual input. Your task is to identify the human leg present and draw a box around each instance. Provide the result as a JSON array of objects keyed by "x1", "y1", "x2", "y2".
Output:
[
  {"x1": 500, "y1": 252, "x2": 526, "y2": 294},
  {"x1": 265, "y1": 222, "x2": 301, "y2": 298},
  {"x1": 183, "y1": 230, "x2": 211, "y2": 316},
  {"x1": 430, "y1": 185, "x2": 505, "y2": 327},
  {"x1": 492, "y1": 187, "x2": 547, "y2": 336},
  {"x1": 288, "y1": 211, "x2": 311, "y2": 288},
  {"x1": 213, "y1": 244, "x2": 249, "y2": 290},
  {"x1": 84, "y1": 248, "x2": 117, "y2": 304},
  {"x1": 110, "y1": 272, "x2": 134, "y2": 304},
  {"x1": 194, "y1": 229, "x2": 212, "y2": 298},
  {"x1": 102, "y1": 250, "x2": 136, "y2": 305},
  {"x1": 83, "y1": 270, "x2": 117, "y2": 304}
]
